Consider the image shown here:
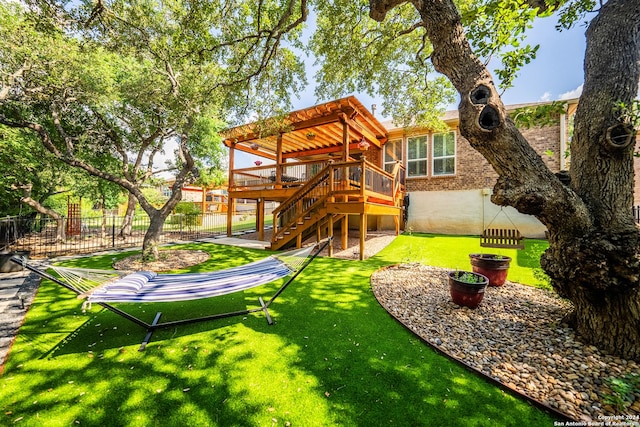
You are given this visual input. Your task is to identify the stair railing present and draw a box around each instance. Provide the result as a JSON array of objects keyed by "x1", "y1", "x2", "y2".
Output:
[{"x1": 271, "y1": 163, "x2": 334, "y2": 244}]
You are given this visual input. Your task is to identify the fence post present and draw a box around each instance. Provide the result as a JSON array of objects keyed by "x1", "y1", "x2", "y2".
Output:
[{"x1": 112, "y1": 214, "x2": 116, "y2": 247}]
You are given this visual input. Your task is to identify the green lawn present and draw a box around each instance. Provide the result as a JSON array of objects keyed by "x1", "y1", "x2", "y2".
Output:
[{"x1": 0, "y1": 233, "x2": 554, "y2": 426}]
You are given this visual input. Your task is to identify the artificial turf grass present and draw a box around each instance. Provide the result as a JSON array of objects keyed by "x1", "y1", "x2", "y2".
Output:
[
  {"x1": 0, "y1": 236, "x2": 556, "y2": 426},
  {"x1": 373, "y1": 233, "x2": 550, "y2": 288}
]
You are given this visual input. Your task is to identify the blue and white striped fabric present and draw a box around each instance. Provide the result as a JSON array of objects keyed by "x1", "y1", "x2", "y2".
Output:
[{"x1": 86, "y1": 255, "x2": 292, "y2": 303}]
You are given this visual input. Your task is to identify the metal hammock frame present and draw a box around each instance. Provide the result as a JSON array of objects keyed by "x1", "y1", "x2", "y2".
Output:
[{"x1": 11, "y1": 238, "x2": 330, "y2": 351}]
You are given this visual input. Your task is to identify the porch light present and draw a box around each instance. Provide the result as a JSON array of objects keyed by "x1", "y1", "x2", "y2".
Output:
[
  {"x1": 357, "y1": 137, "x2": 370, "y2": 151},
  {"x1": 250, "y1": 143, "x2": 260, "y2": 150},
  {"x1": 254, "y1": 160, "x2": 262, "y2": 166}
]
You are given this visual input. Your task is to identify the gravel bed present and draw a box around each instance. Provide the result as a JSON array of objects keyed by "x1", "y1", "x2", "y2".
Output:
[{"x1": 371, "y1": 264, "x2": 640, "y2": 422}]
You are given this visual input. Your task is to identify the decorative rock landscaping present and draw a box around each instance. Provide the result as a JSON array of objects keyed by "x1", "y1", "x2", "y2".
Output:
[{"x1": 371, "y1": 264, "x2": 640, "y2": 423}]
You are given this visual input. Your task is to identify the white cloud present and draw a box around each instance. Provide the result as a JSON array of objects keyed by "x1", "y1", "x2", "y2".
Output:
[
  {"x1": 559, "y1": 84, "x2": 583, "y2": 100},
  {"x1": 539, "y1": 92, "x2": 552, "y2": 102}
]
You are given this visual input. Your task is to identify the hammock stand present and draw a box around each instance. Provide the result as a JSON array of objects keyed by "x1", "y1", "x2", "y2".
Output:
[
  {"x1": 481, "y1": 208, "x2": 525, "y2": 250},
  {"x1": 11, "y1": 238, "x2": 330, "y2": 351}
]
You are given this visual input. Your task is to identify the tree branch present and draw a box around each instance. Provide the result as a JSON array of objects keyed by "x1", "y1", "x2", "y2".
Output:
[
  {"x1": 51, "y1": 105, "x2": 75, "y2": 157},
  {"x1": 0, "y1": 62, "x2": 30, "y2": 101},
  {"x1": 370, "y1": 0, "x2": 592, "y2": 236},
  {"x1": 0, "y1": 115, "x2": 148, "y2": 206}
]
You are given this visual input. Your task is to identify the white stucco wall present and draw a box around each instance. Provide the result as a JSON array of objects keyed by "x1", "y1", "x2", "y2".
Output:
[{"x1": 405, "y1": 189, "x2": 547, "y2": 238}]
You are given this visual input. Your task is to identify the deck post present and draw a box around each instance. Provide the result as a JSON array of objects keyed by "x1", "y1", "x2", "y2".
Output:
[
  {"x1": 328, "y1": 214, "x2": 334, "y2": 257},
  {"x1": 227, "y1": 198, "x2": 236, "y2": 236},
  {"x1": 227, "y1": 144, "x2": 235, "y2": 236},
  {"x1": 276, "y1": 134, "x2": 283, "y2": 188},
  {"x1": 359, "y1": 213, "x2": 367, "y2": 261},
  {"x1": 341, "y1": 113, "x2": 349, "y2": 162},
  {"x1": 341, "y1": 215, "x2": 348, "y2": 250},
  {"x1": 257, "y1": 198, "x2": 265, "y2": 241}
]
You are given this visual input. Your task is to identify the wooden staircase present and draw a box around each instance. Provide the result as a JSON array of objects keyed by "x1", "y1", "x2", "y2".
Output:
[
  {"x1": 270, "y1": 164, "x2": 333, "y2": 250},
  {"x1": 270, "y1": 160, "x2": 406, "y2": 251}
]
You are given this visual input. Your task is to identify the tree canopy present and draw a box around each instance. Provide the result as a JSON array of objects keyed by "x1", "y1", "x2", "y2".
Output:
[{"x1": 0, "y1": 0, "x2": 309, "y2": 257}]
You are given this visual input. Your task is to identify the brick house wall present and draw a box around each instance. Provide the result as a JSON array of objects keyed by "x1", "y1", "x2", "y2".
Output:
[
  {"x1": 384, "y1": 108, "x2": 568, "y2": 193},
  {"x1": 363, "y1": 147, "x2": 381, "y2": 167},
  {"x1": 378, "y1": 100, "x2": 575, "y2": 237}
]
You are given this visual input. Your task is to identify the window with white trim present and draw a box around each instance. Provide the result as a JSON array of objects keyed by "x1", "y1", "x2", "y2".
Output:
[
  {"x1": 383, "y1": 139, "x2": 403, "y2": 174},
  {"x1": 432, "y1": 131, "x2": 456, "y2": 176},
  {"x1": 407, "y1": 135, "x2": 428, "y2": 177}
]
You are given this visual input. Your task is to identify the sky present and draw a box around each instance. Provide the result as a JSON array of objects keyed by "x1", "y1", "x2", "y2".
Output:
[
  {"x1": 232, "y1": 13, "x2": 589, "y2": 168},
  {"x1": 289, "y1": 12, "x2": 588, "y2": 118}
]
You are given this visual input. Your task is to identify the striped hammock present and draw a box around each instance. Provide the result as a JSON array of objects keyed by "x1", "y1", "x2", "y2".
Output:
[{"x1": 46, "y1": 244, "x2": 317, "y2": 305}]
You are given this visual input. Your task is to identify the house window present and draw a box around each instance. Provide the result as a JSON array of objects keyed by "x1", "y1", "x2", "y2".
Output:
[
  {"x1": 383, "y1": 139, "x2": 403, "y2": 174},
  {"x1": 407, "y1": 135, "x2": 428, "y2": 177},
  {"x1": 432, "y1": 131, "x2": 456, "y2": 176}
]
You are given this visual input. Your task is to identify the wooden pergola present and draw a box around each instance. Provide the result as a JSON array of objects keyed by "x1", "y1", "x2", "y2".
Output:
[{"x1": 222, "y1": 96, "x2": 387, "y2": 163}]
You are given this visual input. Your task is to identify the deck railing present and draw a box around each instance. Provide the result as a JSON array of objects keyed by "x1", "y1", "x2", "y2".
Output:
[
  {"x1": 231, "y1": 159, "x2": 329, "y2": 190},
  {"x1": 271, "y1": 163, "x2": 333, "y2": 241},
  {"x1": 270, "y1": 159, "x2": 402, "y2": 245}
]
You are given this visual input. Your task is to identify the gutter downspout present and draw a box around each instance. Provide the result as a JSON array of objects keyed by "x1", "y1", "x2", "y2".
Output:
[{"x1": 560, "y1": 113, "x2": 567, "y2": 170}]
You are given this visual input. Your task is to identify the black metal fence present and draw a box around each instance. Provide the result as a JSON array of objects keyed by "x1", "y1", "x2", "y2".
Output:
[{"x1": 1, "y1": 210, "x2": 272, "y2": 258}]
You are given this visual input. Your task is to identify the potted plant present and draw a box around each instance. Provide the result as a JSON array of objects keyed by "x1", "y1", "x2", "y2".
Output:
[
  {"x1": 469, "y1": 253, "x2": 512, "y2": 287},
  {"x1": 447, "y1": 270, "x2": 489, "y2": 309}
]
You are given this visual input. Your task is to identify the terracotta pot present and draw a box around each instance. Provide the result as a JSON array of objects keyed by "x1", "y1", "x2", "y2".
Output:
[
  {"x1": 469, "y1": 253, "x2": 512, "y2": 287},
  {"x1": 448, "y1": 270, "x2": 489, "y2": 309}
]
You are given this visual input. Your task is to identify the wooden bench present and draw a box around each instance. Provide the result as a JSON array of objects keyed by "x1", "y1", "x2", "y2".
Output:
[{"x1": 480, "y1": 228, "x2": 525, "y2": 249}]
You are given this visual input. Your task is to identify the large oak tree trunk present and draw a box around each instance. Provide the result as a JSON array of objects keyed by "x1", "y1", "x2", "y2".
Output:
[
  {"x1": 543, "y1": 231, "x2": 640, "y2": 358},
  {"x1": 142, "y1": 212, "x2": 165, "y2": 261},
  {"x1": 140, "y1": 185, "x2": 183, "y2": 261},
  {"x1": 541, "y1": 1, "x2": 640, "y2": 360},
  {"x1": 371, "y1": 0, "x2": 640, "y2": 360}
]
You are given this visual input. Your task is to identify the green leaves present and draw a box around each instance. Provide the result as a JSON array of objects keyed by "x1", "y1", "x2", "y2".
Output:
[
  {"x1": 309, "y1": 0, "x2": 560, "y2": 124},
  {"x1": 460, "y1": 0, "x2": 541, "y2": 91},
  {"x1": 556, "y1": 0, "x2": 597, "y2": 30},
  {"x1": 310, "y1": 0, "x2": 454, "y2": 127},
  {"x1": 511, "y1": 101, "x2": 568, "y2": 128}
]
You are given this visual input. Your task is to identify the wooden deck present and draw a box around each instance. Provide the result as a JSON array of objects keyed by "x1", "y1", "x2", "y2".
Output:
[
  {"x1": 226, "y1": 159, "x2": 405, "y2": 257},
  {"x1": 221, "y1": 97, "x2": 406, "y2": 259}
]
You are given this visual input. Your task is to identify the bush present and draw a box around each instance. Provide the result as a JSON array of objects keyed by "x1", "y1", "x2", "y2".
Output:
[{"x1": 169, "y1": 202, "x2": 202, "y2": 229}]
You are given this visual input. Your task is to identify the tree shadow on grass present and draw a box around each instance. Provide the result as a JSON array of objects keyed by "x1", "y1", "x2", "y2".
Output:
[{"x1": 0, "y1": 243, "x2": 556, "y2": 426}]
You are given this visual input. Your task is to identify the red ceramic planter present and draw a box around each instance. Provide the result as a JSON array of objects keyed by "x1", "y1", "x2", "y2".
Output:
[
  {"x1": 447, "y1": 270, "x2": 489, "y2": 309},
  {"x1": 469, "y1": 253, "x2": 512, "y2": 287}
]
